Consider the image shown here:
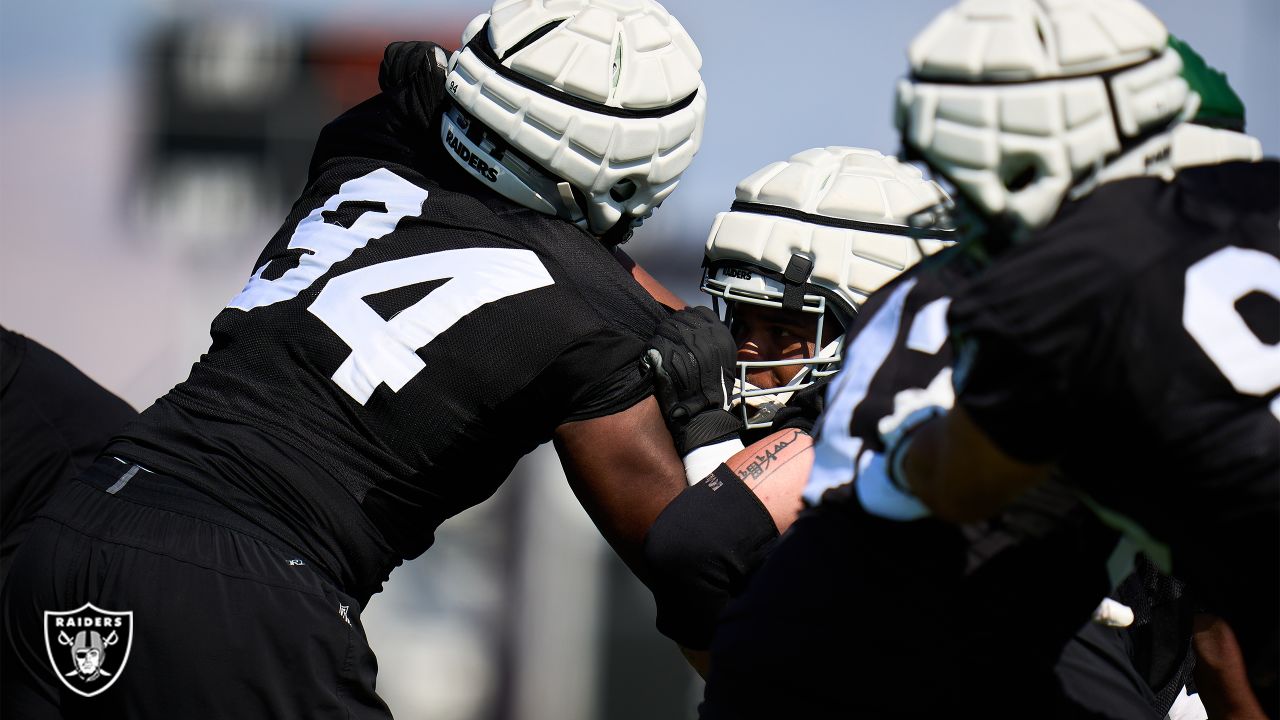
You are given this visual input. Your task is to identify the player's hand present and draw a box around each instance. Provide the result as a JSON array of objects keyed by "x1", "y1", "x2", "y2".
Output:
[
  {"x1": 378, "y1": 41, "x2": 450, "y2": 120},
  {"x1": 644, "y1": 306, "x2": 744, "y2": 456}
]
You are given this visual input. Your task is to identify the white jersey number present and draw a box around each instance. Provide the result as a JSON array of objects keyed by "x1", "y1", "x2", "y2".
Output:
[
  {"x1": 229, "y1": 168, "x2": 430, "y2": 311},
  {"x1": 227, "y1": 168, "x2": 555, "y2": 404},
  {"x1": 1183, "y1": 247, "x2": 1280, "y2": 419},
  {"x1": 804, "y1": 281, "x2": 955, "y2": 504}
]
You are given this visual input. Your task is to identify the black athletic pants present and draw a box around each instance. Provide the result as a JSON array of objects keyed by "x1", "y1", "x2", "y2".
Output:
[
  {"x1": 699, "y1": 494, "x2": 1161, "y2": 719},
  {"x1": 1, "y1": 457, "x2": 391, "y2": 719},
  {"x1": 0, "y1": 328, "x2": 137, "y2": 586}
]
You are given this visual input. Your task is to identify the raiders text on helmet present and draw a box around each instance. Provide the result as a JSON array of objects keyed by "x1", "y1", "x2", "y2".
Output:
[
  {"x1": 444, "y1": 0, "x2": 706, "y2": 238},
  {"x1": 702, "y1": 147, "x2": 955, "y2": 428},
  {"x1": 895, "y1": 0, "x2": 1194, "y2": 234}
]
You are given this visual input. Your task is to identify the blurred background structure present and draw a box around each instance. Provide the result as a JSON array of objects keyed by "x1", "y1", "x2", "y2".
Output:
[{"x1": 1, "y1": 1, "x2": 1276, "y2": 717}]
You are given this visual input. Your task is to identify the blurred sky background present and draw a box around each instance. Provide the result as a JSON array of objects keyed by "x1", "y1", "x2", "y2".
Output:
[{"x1": 1, "y1": 1, "x2": 1276, "y2": 718}]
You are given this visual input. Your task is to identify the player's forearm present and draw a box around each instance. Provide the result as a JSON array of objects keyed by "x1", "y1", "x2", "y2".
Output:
[
  {"x1": 1192, "y1": 613, "x2": 1269, "y2": 719},
  {"x1": 724, "y1": 429, "x2": 812, "y2": 534},
  {"x1": 554, "y1": 398, "x2": 689, "y2": 581},
  {"x1": 903, "y1": 407, "x2": 1049, "y2": 523}
]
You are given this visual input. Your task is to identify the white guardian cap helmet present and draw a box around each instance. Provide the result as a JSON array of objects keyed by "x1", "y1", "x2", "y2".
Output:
[
  {"x1": 443, "y1": 0, "x2": 707, "y2": 242},
  {"x1": 895, "y1": 0, "x2": 1195, "y2": 237},
  {"x1": 702, "y1": 147, "x2": 956, "y2": 428}
]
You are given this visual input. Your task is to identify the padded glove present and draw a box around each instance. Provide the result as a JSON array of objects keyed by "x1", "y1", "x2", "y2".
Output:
[
  {"x1": 378, "y1": 41, "x2": 450, "y2": 120},
  {"x1": 644, "y1": 306, "x2": 744, "y2": 456}
]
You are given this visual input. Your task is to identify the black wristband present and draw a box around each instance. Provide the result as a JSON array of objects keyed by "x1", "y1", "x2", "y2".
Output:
[{"x1": 644, "y1": 463, "x2": 780, "y2": 650}]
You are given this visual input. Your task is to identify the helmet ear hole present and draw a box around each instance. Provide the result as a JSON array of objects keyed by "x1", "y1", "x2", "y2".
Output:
[
  {"x1": 1001, "y1": 156, "x2": 1040, "y2": 192},
  {"x1": 609, "y1": 178, "x2": 638, "y2": 202}
]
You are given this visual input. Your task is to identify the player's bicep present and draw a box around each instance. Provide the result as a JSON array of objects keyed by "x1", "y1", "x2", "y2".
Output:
[{"x1": 553, "y1": 396, "x2": 687, "y2": 578}]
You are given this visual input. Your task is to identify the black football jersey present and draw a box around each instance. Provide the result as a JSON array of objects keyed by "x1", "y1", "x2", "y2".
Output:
[
  {"x1": 948, "y1": 162, "x2": 1280, "y2": 552},
  {"x1": 804, "y1": 255, "x2": 959, "y2": 507},
  {"x1": 801, "y1": 251, "x2": 1121, "y2": 681},
  {"x1": 803, "y1": 250, "x2": 1111, "y2": 560},
  {"x1": 109, "y1": 86, "x2": 664, "y2": 599}
]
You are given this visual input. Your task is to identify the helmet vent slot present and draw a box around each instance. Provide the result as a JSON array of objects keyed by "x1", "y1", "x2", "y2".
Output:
[
  {"x1": 1002, "y1": 158, "x2": 1039, "y2": 192},
  {"x1": 500, "y1": 19, "x2": 567, "y2": 62},
  {"x1": 610, "y1": 178, "x2": 638, "y2": 202}
]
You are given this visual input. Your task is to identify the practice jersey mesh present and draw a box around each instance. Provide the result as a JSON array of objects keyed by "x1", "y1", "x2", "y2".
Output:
[{"x1": 109, "y1": 88, "x2": 664, "y2": 600}]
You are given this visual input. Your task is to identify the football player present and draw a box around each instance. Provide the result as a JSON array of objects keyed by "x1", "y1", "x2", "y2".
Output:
[
  {"x1": 1108, "y1": 35, "x2": 1268, "y2": 720},
  {"x1": 696, "y1": 14, "x2": 1270, "y2": 718},
  {"x1": 641, "y1": 146, "x2": 957, "y2": 669},
  {"x1": 657, "y1": 149, "x2": 1172, "y2": 718},
  {"x1": 1, "y1": 2, "x2": 712, "y2": 717},
  {"x1": 868, "y1": 0, "x2": 1277, "y2": 711}
]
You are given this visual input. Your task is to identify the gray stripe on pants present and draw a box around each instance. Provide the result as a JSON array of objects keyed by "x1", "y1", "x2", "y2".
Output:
[{"x1": 106, "y1": 465, "x2": 141, "y2": 495}]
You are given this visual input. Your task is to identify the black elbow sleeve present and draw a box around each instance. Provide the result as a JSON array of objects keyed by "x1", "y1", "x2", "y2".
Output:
[{"x1": 643, "y1": 464, "x2": 780, "y2": 650}]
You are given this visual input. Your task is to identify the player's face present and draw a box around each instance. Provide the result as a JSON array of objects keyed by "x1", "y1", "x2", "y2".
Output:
[{"x1": 730, "y1": 303, "x2": 819, "y2": 388}]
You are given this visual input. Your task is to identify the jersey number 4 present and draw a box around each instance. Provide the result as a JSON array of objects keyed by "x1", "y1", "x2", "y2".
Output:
[{"x1": 226, "y1": 168, "x2": 554, "y2": 403}]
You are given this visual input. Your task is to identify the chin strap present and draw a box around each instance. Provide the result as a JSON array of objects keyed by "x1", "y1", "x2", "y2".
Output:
[{"x1": 598, "y1": 213, "x2": 637, "y2": 247}]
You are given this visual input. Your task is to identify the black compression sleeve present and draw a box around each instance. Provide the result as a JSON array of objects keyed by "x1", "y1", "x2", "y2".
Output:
[{"x1": 643, "y1": 463, "x2": 779, "y2": 650}]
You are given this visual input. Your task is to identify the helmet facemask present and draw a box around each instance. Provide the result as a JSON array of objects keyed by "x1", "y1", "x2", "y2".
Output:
[{"x1": 702, "y1": 260, "x2": 849, "y2": 430}]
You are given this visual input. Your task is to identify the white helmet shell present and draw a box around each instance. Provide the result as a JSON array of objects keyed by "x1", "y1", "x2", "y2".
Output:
[
  {"x1": 445, "y1": 0, "x2": 707, "y2": 237},
  {"x1": 705, "y1": 147, "x2": 954, "y2": 316},
  {"x1": 702, "y1": 147, "x2": 956, "y2": 428},
  {"x1": 896, "y1": 0, "x2": 1193, "y2": 233},
  {"x1": 1170, "y1": 124, "x2": 1262, "y2": 170}
]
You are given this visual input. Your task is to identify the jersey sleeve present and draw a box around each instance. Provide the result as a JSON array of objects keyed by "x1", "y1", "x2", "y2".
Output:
[
  {"x1": 948, "y1": 242, "x2": 1120, "y2": 465},
  {"x1": 516, "y1": 237, "x2": 665, "y2": 426},
  {"x1": 548, "y1": 329, "x2": 653, "y2": 423}
]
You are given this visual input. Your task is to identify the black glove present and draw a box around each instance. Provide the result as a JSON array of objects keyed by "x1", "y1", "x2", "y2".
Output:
[
  {"x1": 768, "y1": 376, "x2": 828, "y2": 434},
  {"x1": 378, "y1": 41, "x2": 450, "y2": 121},
  {"x1": 644, "y1": 306, "x2": 744, "y2": 455}
]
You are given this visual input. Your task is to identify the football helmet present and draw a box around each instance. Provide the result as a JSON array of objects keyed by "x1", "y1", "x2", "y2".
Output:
[
  {"x1": 443, "y1": 0, "x2": 707, "y2": 242},
  {"x1": 701, "y1": 147, "x2": 956, "y2": 429},
  {"x1": 895, "y1": 0, "x2": 1195, "y2": 238}
]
